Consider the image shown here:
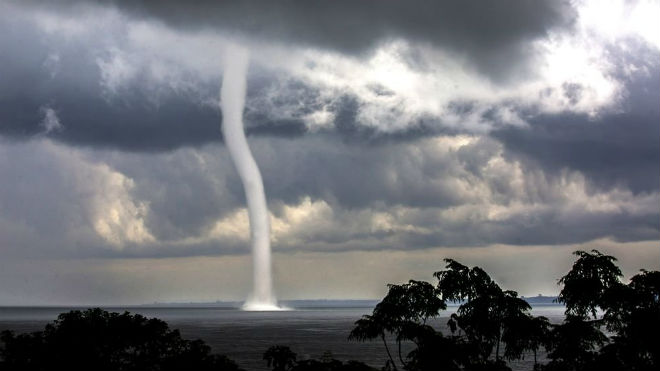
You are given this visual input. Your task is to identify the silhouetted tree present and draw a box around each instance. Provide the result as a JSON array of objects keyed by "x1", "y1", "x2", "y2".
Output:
[
  {"x1": 264, "y1": 345, "x2": 297, "y2": 371},
  {"x1": 292, "y1": 358, "x2": 377, "y2": 371},
  {"x1": 0, "y1": 308, "x2": 243, "y2": 371},
  {"x1": 545, "y1": 249, "x2": 659, "y2": 371},
  {"x1": 380, "y1": 280, "x2": 446, "y2": 366},
  {"x1": 501, "y1": 315, "x2": 550, "y2": 369},
  {"x1": 264, "y1": 347, "x2": 376, "y2": 371},
  {"x1": 543, "y1": 315, "x2": 607, "y2": 371},
  {"x1": 402, "y1": 326, "x2": 468, "y2": 371},
  {"x1": 557, "y1": 250, "x2": 622, "y2": 319},
  {"x1": 349, "y1": 280, "x2": 445, "y2": 370},
  {"x1": 349, "y1": 314, "x2": 397, "y2": 369},
  {"x1": 351, "y1": 251, "x2": 660, "y2": 371},
  {"x1": 598, "y1": 269, "x2": 660, "y2": 370},
  {"x1": 543, "y1": 250, "x2": 619, "y2": 371},
  {"x1": 435, "y1": 259, "x2": 533, "y2": 365},
  {"x1": 435, "y1": 260, "x2": 495, "y2": 303}
]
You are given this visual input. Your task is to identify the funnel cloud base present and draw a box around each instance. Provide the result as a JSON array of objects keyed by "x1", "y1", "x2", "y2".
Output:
[{"x1": 241, "y1": 301, "x2": 290, "y2": 311}]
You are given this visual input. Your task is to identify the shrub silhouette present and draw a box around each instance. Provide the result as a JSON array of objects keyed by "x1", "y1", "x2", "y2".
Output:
[
  {"x1": 263, "y1": 346, "x2": 376, "y2": 371},
  {"x1": 264, "y1": 345, "x2": 297, "y2": 371},
  {"x1": 0, "y1": 308, "x2": 243, "y2": 371}
]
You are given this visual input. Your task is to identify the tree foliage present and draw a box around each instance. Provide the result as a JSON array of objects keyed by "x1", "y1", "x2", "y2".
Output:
[
  {"x1": 351, "y1": 250, "x2": 658, "y2": 371},
  {"x1": 264, "y1": 345, "x2": 297, "y2": 371},
  {"x1": 436, "y1": 259, "x2": 534, "y2": 364},
  {"x1": 349, "y1": 259, "x2": 548, "y2": 371},
  {"x1": 544, "y1": 250, "x2": 658, "y2": 371},
  {"x1": 557, "y1": 250, "x2": 622, "y2": 319},
  {"x1": 263, "y1": 346, "x2": 376, "y2": 371},
  {"x1": 0, "y1": 308, "x2": 243, "y2": 371}
]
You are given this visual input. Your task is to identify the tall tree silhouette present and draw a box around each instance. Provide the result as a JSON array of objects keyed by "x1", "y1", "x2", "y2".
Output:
[
  {"x1": 543, "y1": 315, "x2": 607, "y2": 371},
  {"x1": 435, "y1": 259, "x2": 533, "y2": 365},
  {"x1": 545, "y1": 249, "x2": 659, "y2": 371},
  {"x1": 597, "y1": 269, "x2": 660, "y2": 370},
  {"x1": 349, "y1": 280, "x2": 445, "y2": 370},
  {"x1": 557, "y1": 250, "x2": 623, "y2": 319}
]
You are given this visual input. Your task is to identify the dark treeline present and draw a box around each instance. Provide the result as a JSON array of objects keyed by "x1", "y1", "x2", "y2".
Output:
[
  {"x1": 346, "y1": 250, "x2": 659, "y2": 371},
  {"x1": 0, "y1": 308, "x2": 242, "y2": 371},
  {"x1": 0, "y1": 250, "x2": 658, "y2": 371}
]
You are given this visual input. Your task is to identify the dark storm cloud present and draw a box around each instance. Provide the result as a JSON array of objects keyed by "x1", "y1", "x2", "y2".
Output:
[
  {"x1": 36, "y1": 0, "x2": 576, "y2": 79},
  {"x1": 393, "y1": 207, "x2": 659, "y2": 249},
  {"x1": 0, "y1": 15, "x2": 308, "y2": 151},
  {"x1": 493, "y1": 42, "x2": 660, "y2": 194},
  {"x1": 0, "y1": 15, "x2": 211, "y2": 150},
  {"x1": 493, "y1": 111, "x2": 660, "y2": 194},
  {"x1": 99, "y1": 135, "x2": 476, "y2": 245},
  {"x1": 1, "y1": 2, "x2": 652, "y2": 159},
  {"x1": 256, "y1": 136, "x2": 473, "y2": 210},
  {"x1": 0, "y1": 133, "x2": 657, "y2": 260},
  {"x1": 0, "y1": 13, "x2": 437, "y2": 152},
  {"x1": 0, "y1": 69, "x2": 218, "y2": 151},
  {"x1": 111, "y1": 150, "x2": 243, "y2": 241},
  {"x1": 329, "y1": 94, "x2": 460, "y2": 144}
]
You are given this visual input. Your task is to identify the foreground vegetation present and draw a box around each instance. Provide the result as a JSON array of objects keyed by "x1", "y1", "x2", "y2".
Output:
[
  {"x1": 0, "y1": 308, "x2": 242, "y2": 371},
  {"x1": 346, "y1": 250, "x2": 659, "y2": 371},
  {"x1": 0, "y1": 250, "x2": 657, "y2": 371}
]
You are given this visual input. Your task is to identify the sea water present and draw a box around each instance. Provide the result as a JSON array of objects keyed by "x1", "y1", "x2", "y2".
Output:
[{"x1": 0, "y1": 305, "x2": 565, "y2": 371}]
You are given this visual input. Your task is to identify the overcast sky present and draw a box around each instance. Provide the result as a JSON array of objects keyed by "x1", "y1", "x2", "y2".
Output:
[{"x1": 0, "y1": 0, "x2": 658, "y2": 305}]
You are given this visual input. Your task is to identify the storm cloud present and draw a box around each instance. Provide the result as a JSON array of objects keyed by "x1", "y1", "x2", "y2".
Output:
[
  {"x1": 27, "y1": 0, "x2": 576, "y2": 77},
  {"x1": 494, "y1": 48, "x2": 660, "y2": 194},
  {"x1": 0, "y1": 1, "x2": 638, "y2": 150},
  {"x1": 0, "y1": 0, "x2": 658, "y2": 304},
  {"x1": 0, "y1": 133, "x2": 656, "y2": 260}
]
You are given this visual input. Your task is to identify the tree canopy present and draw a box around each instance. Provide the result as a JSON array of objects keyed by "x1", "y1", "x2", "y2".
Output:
[
  {"x1": 0, "y1": 308, "x2": 243, "y2": 371},
  {"x1": 350, "y1": 249, "x2": 659, "y2": 371}
]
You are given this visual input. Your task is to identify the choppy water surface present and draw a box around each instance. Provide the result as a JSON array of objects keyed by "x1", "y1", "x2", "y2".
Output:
[{"x1": 0, "y1": 305, "x2": 565, "y2": 371}]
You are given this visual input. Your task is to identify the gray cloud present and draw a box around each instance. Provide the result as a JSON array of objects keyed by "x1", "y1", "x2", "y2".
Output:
[
  {"x1": 494, "y1": 111, "x2": 660, "y2": 194},
  {"x1": 0, "y1": 2, "x2": 656, "y2": 252},
  {"x1": 0, "y1": 15, "x2": 214, "y2": 150},
  {"x1": 0, "y1": 4, "x2": 657, "y2": 254},
  {"x1": 109, "y1": 133, "x2": 660, "y2": 254},
  {"x1": 31, "y1": 0, "x2": 576, "y2": 80},
  {"x1": 0, "y1": 2, "x2": 651, "y2": 157},
  {"x1": 0, "y1": 25, "x2": 305, "y2": 151},
  {"x1": 493, "y1": 42, "x2": 660, "y2": 194},
  {"x1": 0, "y1": 9, "x2": 318, "y2": 151},
  {"x1": 1, "y1": 134, "x2": 656, "y2": 261},
  {"x1": 0, "y1": 0, "x2": 658, "y2": 306}
]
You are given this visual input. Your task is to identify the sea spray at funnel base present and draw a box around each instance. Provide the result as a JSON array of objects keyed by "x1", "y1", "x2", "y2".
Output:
[{"x1": 220, "y1": 46, "x2": 279, "y2": 310}]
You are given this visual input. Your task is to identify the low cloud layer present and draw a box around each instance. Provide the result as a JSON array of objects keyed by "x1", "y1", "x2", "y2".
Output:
[
  {"x1": 27, "y1": 0, "x2": 576, "y2": 77},
  {"x1": 1, "y1": 134, "x2": 656, "y2": 260}
]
